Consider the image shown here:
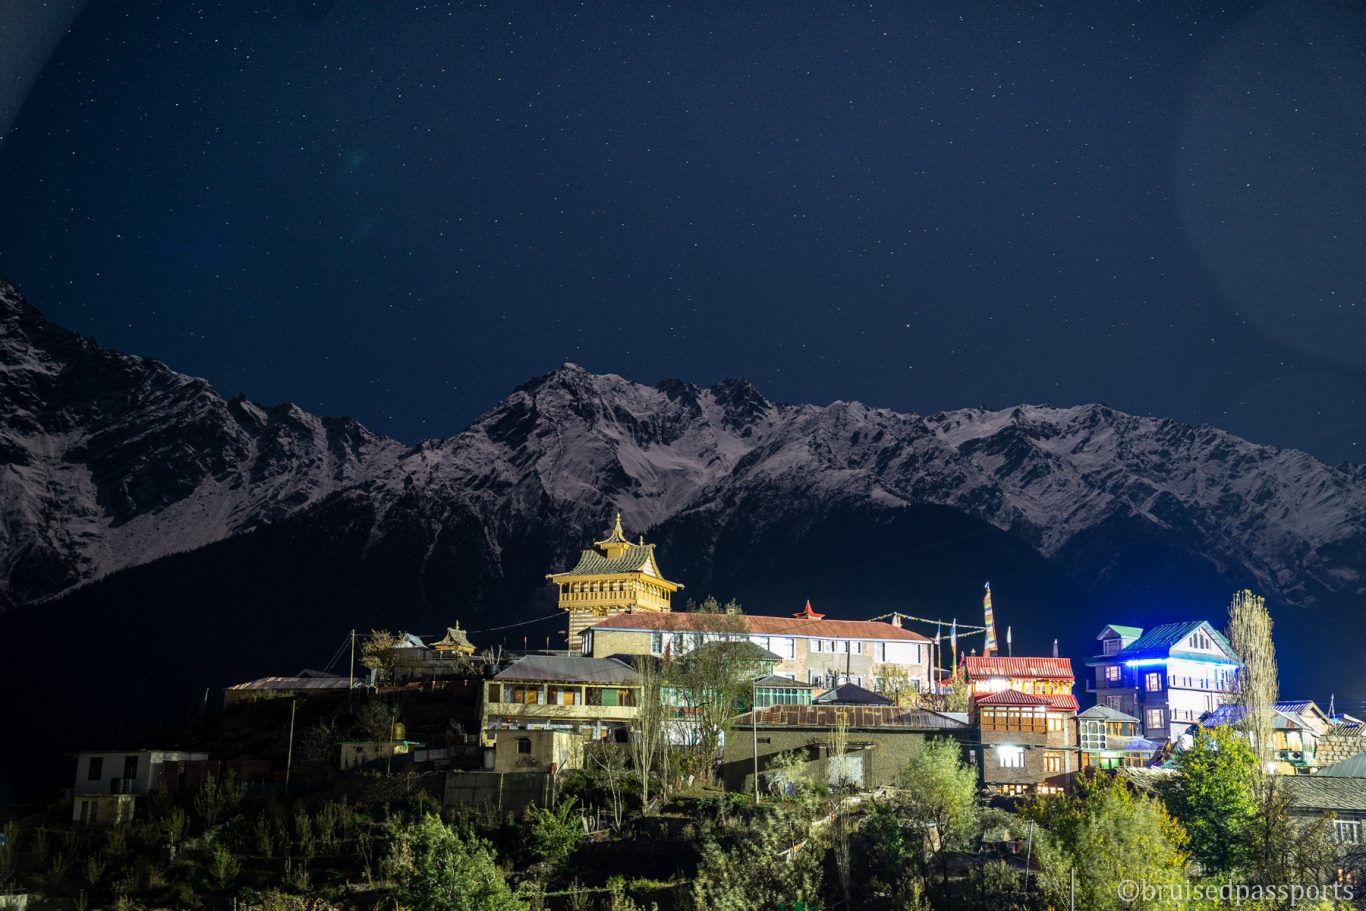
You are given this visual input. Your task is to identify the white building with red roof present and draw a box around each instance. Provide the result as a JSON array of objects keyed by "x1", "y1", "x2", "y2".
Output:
[{"x1": 581, "y1": 600, "x2": 931, "y2": 694}]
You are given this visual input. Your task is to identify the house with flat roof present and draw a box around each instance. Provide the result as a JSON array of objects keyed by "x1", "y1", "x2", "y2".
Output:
[
  {"x1": 1086, "y1": 621, "x2": 1240, "y2": 742},
  {"x1": 72, "y1": 750, "x2": 209, "y2": 826},
  {"x1": 722, "y1": 704, "x2": 970, "y2": 794}
]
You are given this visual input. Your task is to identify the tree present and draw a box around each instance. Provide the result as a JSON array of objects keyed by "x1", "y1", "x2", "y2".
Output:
[
  {"x1": 383, "y1": 814, "x2": 526, "y2": 911},
  {"x1": 523, "y1": 797, "x2": 583, "y2": 870},
  {"x1": 1024, "y1": 772, "x2": 1190, "y2": 911},
  {"x1": 895, "y1": 737, "x2": 979, "y2": 886},
  {"x1": 664, "y1": 610, "x2": 754, "y2": 783},
  {"x1": 1227, "y1": 589, "x2": 1277, "y2": 767},
  {"x1": 1168, "y1": 725, "x2": 1260, "y2": 875},
  {"x1": 874, "y1": 664, "x2": 922, "y2": 707},
  {"x1": 689, "y1": 812, "x2": 825, "y2": 911},
  {"x1": 627, "y1": 655, "x2": 666, "y2": 809},
  {"x1": 360, "y1": 629, "x2": 402, "y2": 684},
  {"x1": 1245, "y1": 775, "x2": 1340, "y2": 901}
]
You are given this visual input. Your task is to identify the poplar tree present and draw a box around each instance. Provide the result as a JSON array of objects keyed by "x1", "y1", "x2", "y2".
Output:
[{"x1": 1226, "y1": 589, "x2": 1277, "y2": 767}]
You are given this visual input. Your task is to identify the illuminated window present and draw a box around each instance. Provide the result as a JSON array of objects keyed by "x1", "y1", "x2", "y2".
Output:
[
  {"x1": 1103, "y1": 637, "x2": 1120, "y2": 656},
  {"x1": 1145, "y1": 708, "x2": 1165, "y2": 730},
  {"x1": 1105, "y1": 665, "x2": 1122, "y2": 683},
  {"x1": 997, "y1": 746, "x2": 1025, "y2": 769},
  {"x1": 1145, "y1": 672, "x2": 1162, "y2": 692},
  {"x1": 1044, "y1": 751, "x2": 1064, "y2": 773},
  {"x1": 1080, "y1": 719, "x2": 1104, "y2": 751}
]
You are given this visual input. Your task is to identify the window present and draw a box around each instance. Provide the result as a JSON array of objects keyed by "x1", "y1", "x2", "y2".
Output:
[
  {"x1": 1047, "y1": 714, "x2": 1064, "y2": 732},
  {"x1": 1105, "y1": 665, "x2": 1122, "y2": 683},
  {"x1": 650, "y1": 632, "x2": 663, "y2": 655},
  {"x1": 979, "y1": 707, "x2": 1048, "y2": 733},
  {"x1": 487, "y1": 683, "x2": 501, "y2": 703},
  {"x1": 1044, "y1": 751, "x2": 1064, "y2": 773},
  {"x1": 1103, "y1": 637, "x2": 1120, "y2": 656},
  {"x1": 839, "y1": 640, "x2": 850, "y2": 653},
  {"x1": 773, "y1": 637, "x2": 796, "y2": 659},
  {"x1": 996, "y1": 746, "x2": 1025, "y2": 769},
  {"x1": 1080, "y1": 719, "x2": 1105, "y2": 751},
  {"x1": 1145, "y1": 672, "x2": 1162, "y2": 693},
  {"x1": 1189, "y1": 632, "x2": 1212, "y2": 650},
  {"x1": 1335, "y1": 821, "x2": 1360, "y2": 845},
  {"x1": 506, "y1": 685, "x2": 541, "y2": 704},
  {"x1": 87, "y1": 757, "x2": 103, "y2": 781},
  {"x1": 1106, "y1": 696, "x2": 1125, "y2": 711},
  {"x1": 517, "y1": 737, "x2": 532, "y2": 755},
  {"x1": 124, "y1": 756, "x2": 139, "y2": 779},
  {"x1": 548, "y1": 686, "x2": 580, "y2": 705},
  {"x1": 875, "y1": 642, "x2": 886, "y2": 662},
  {"x1": 1145, "y1": 708, "x2": 1165, "y2": 730},
  {"x1": 813, "y1": 640, "x2": 824, "y2": 653},
  {"x1": 853, "y1": 641, "x2": 863, "y2": 654}
]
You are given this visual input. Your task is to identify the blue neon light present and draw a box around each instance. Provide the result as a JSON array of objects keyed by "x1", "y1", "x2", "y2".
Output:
[{"x1": 1124, "y1": 658, "x2": 1168, "y2": 668}]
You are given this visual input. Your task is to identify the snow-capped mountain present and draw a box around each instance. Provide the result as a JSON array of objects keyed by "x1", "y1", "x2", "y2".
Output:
[
  {"x1": 0, "y1": 279, "x2": 405, "y2": 607},
  {"x1": 2, "y1": 276, "x2": 1363, "y2": 623}
]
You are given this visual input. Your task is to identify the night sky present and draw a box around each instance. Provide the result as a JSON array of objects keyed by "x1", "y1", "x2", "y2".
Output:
[{"x1": 1, "y1": 1, "x2": 1363, "y2": 463}]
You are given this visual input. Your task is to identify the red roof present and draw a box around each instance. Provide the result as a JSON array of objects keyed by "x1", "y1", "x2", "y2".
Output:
[
  {"x1": 587, "y1": 611, "x2": 930, "y2": 642},
  {"x1": 1041, "y1": 694, "x2": 1079, "y2": 712},
  {"x1": 975, "y1": 689, "x2": 1047, "y2": 706},
  {"x1": 793, "y1": 600, "x2": 825, "y2": 620},
  {"x1": 962, "y1": 655, "x2": 1074, "y2": 680}
]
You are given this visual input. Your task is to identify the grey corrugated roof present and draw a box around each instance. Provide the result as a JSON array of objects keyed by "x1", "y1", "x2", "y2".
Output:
[
  {"x1": 755, "y1": 675, "x2": 815, "y2": 688},
  {"x1": 814, "y1": 683, "x2": 894, "y2": 706},
  {"x1": 1284, "y1": 775, "x2": 1366, "y2": 813},
  {"x1": 493, "y1": 655, "x2": 639, "y2": 685},
  {"x1": 1318, "y1": 753, "x2": 1366, "y2": 778},
  {"x1": 1079, "y1": 704, "x2": 1139, "y2": 723},
  {"x1": 227, "y1": 675, "x2": 354, "y2": 691}
]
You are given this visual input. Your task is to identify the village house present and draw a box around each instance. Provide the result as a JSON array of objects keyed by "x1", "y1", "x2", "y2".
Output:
[
  {"x1": 1086, "y1": 621, "x2": 1240, "y2": 742},
  {"x1": 1196, "y1": 700, "x2": 1338, "y2": 773},
  {"x1": 480, "y1": 655, "x2": 641, "y2": 746},
  {"x1": 581, "y1": 601, "x2": 932, "y2": 693},
  {"x1": 962, "y1": 655, "x2": 1080, "y2": 796},
  {"x1": 722, "y1": 704, "x2": 971, "y2": 794},
  {"x1": 72, "y1": 750, "x2": 208, "y2": 826},
  {"x1": 1077, "y1": 704, "x2": 1160, "y2": 770},
  {"x1": 548, "y1": 515, "x2": 683, "y2": 650}
]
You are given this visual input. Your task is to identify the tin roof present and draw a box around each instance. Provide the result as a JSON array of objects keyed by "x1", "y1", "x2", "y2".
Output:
[
  {"x1": 1117, "y1": 621, "x2": 1236, "y2": 662},
  {"x1": 975, "y1": 689, "x2": 1048, "y2": 706},
  {"x1": 813, "y1": 683, "x2": 894, "y2": 706},
  {"x1": 1079, "y1": 704, "x2": 1140, "y2": 723},
  {"x1": 1318, "y1": 753, "x2": 1366, "y2": 778},
  {"x1": 492, "y1": 655, "x2": 639, "y2": 685},
  {"x1": 587, "y1": 611, "x2": 930, "y2": 642},
  {"x1": 226, "y1": 674, "x2": 354, "y2": 692},
  {"x1": 733, "y1": 704, "x2": 970, "y2": 731},
  {"x1": 962, "y1": 656, "x2": 1074, "y2": 679}
]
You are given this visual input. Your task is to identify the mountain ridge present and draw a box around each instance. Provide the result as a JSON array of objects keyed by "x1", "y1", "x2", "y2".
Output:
[{"x1": 3, "y1": 280, "x2": 1364, "y2": 616}]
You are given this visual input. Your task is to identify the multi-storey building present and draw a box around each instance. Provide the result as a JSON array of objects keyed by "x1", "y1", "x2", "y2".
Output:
[
  {"x1": 1086, "y1": 621, "x2": 1240, "y2": 742},
  {"x1": 580, "y1": 600, "x2": 932, "y2": 693},
  {"x1": 962, "y1": 655, "x2": 1080, "y2": 796},
  {"x1": 479, "y1": 655, "x2": 642, "y2": 746},
  {"x1": 1197, "y1": 700, "x2": 1337, "y2": 773},
  {"x1": 547, "y1": 515, "x2": 683, "y2": 649}
]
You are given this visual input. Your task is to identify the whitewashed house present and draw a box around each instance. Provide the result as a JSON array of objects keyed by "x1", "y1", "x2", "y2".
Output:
[{"x1": 71, "y1": 749, "x2": 207, "y2": 826}]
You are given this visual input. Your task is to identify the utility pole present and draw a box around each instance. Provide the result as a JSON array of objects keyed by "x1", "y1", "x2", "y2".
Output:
[
  {"x1": 284, "y1": 699, "x2": 298, "y2": 791},
  {"x1": 349, "y1": 628, "x2": 356, "y2": 691}
]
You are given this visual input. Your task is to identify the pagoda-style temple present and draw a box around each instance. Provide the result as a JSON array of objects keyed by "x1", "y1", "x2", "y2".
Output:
[
  {"x1": 547, "y1": 514, "x2": 683, "y2": 649},
  {"x1": 432, "y1": 622, "x2": 475, "y2": 655}
]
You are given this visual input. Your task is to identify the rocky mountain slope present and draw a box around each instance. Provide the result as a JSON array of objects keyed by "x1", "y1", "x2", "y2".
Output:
[
  {"x1": 0, "y1": 279, "x2": 406, "y2": 607},
  {"x1": 3, "y1": 277, "x2": 1364, "y2": 620}
]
